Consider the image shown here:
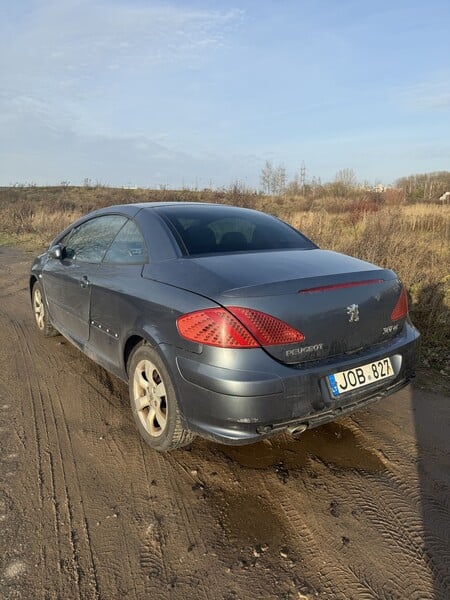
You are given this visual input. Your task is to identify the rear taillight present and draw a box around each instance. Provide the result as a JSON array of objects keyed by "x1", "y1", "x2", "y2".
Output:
[
  {"x1": 177, "y1": 307, "x2": 304, "y2": 348},
  {"x1": 227, "y1": 307, "x2": 304, "y2": 345},
  {"x1": 391, "y1": 287, "x2": 408, "y2": 321},
  {"x1": 177, "y1": 308, "x2": 259, "y2": 348}
]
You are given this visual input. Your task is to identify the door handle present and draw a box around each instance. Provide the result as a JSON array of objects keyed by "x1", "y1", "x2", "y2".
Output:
[{"x1": 80, "y1": 275, "x2": 90, "y2": 288}]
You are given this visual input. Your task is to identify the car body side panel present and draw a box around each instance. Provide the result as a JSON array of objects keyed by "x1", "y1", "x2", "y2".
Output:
[
  {"x1": 85, "y1": 265, "x2": 220, "y2": 379},
  {"x1": 41, "y1": 257, "x2": 95, "y2": 342},
  {"x1": 88, "y1": 264, "x2": 145, "y2": 374}
]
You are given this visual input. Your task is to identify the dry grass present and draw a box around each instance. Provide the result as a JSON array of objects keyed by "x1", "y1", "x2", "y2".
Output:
[
  {"x1": 1, "y1": 186, "x2": 449, "y2": 372},
  {"x1": 282, "y1": 205, "x2": 450, "y2": 371}
]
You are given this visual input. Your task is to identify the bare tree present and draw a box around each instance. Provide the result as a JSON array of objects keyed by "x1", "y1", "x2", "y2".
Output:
[
  {"x1": 260, "y1": 161, "x2": 273, "y2": 194},
  {"x1": 272, "y1": 164, "x2": 286, "y2": 195},
  {"x1": 334, "y1": 168, "x2": 357, "y2": 188}
]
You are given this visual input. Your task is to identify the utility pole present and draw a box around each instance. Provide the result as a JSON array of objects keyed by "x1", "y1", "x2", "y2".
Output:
[{"x1": 300, "y1": 162, "x2": 306, "y2": 195}]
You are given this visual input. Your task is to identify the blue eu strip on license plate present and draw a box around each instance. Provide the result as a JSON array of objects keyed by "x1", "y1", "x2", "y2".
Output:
[{"x1": 328, "y1": 374, "x2": 340, "y2": 396}]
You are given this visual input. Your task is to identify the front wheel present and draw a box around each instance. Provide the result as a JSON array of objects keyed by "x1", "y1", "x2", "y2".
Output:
[
  {"x1": 128, "y1": 343, "x2": 195, "y2": 452},
  {"x1": 32, "y1": 281, "x2": 59, "y2": 337}
]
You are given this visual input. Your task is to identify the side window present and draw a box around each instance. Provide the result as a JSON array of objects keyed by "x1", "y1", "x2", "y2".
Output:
[
  {"x1": 103, "y1": 219, "x2": 148, "y2": 264},
  {"x1": 64, "y1": 215, "x2": 127, "y2": 263}
]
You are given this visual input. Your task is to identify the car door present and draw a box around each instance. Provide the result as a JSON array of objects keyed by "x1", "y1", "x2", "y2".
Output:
[
  {"x1": 42, "y1": 215, "x2": 127, "y2": 343},
  {"x1": 87, "y1": 218, "x2": 149, "y2": 373}
]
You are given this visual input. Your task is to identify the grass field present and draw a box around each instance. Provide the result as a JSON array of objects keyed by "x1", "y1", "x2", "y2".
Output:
[{"x1": 1, "y1": 185, "x2": 448, "y2": 373}]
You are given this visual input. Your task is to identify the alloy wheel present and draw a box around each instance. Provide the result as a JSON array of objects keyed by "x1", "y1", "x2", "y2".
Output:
[
  {"x1": 33, "y1": 287, "x2": 45, "y2": 330},
  {"x1": 132, "y1": 359, "x2": 168, "y2": 437}
]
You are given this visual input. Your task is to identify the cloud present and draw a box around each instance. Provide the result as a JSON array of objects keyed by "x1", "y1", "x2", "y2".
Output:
[
  {"x1": 0, "y1": 1, "x2": 247, "y2": 185},
  {"x1": 0, "y1": 103, "x2": 259, "y2": 187},
  {"x1": 0, "y1": 1, "x2": 243, "y2": 129},
  {"x1": 1, "y1": 1, "x2": 242, "y2": 83},
  {"x1": 398, "y1": 74, "x2": 450, "y2": 111}
]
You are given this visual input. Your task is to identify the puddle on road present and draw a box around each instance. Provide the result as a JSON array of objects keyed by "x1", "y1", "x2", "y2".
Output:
[{"x1": 221, "y1": 422, "x2": 385, "y2": 472}]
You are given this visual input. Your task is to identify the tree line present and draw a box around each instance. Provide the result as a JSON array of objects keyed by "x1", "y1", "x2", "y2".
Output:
[
  {"x1": 395, "y1": 171, "x2": 450, "y2": 202},
  {"x1": 259, "y1": 161, "x2": 450, "y2": 202}
]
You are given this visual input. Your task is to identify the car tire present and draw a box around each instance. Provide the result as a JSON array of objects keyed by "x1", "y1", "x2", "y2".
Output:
[
  {"x1": 32, "y1": 281, "x2": 59, "y2": 337},
  {"x1": 128, "y1": 343, "x2": 196, "y2": 452}
]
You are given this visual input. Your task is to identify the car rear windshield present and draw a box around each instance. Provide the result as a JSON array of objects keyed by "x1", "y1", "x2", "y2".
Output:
[{"x1": 154, "y1": 205, "x2": 317, "y2": 256}]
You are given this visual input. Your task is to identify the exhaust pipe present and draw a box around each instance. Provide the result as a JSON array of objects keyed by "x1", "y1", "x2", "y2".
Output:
[{"x1": 288, "y1": 423, "x2": 307, "y2": 437}]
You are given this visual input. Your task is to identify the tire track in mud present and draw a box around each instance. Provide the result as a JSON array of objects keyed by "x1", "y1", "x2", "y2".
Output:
[
  {"x1": 212, "y1": 423, "x2": 446, "y2": 600},
  {"x1": 304, "y1": 461, "x2": 441, "y2": 599},
  {"x1": 53, "y1": 355, "x2": 175, "y2": 599},
  {"x1": 145, "y1": 450, "x2": 218, "y2": 600},
  {"x1": 39, "y1": 334, "x2": 203, "y2": 598},
  {"x1": 167, "y1": 446, "x2": 299, "y2": 600},
  {"x1": 156, "y1": 444, "x2": 292, "y2": 600},
  {"x1": 361, "y1": 473, "x2": 450, "y2": 598},
  {"x1": 261, "y1": 467, "x2": 395, "y2": 600},
  {"x1": 317, "y1": 470, "x2": 434, "y2": 600},
  {"x1": 6, "y1": 290, "x2": 191, "y2": 598},
  {"x1": 7, "y1": 322, "x2": 49, "y2": 598},
  {"x1": 349, "y1": 411, "x2": 418, "y2": 467},
  {"x1": 50, "y1": 387, "x2": 103, "y2": 600},
  {"x1": 137, "y1": 441, "x2": 171, "y2": 600},
  {"x1": 11, "y1": 316, "x2": 151, "y2": 600},
  {"x1": 11, "y1": 318, "x2": 98, "y2": 599},
  {"x1": 349, "y1": 411, "x2": 450, "y2": 598},
  {"x1": 207, "y1": 436, "x2": 385, "y2": 599}
]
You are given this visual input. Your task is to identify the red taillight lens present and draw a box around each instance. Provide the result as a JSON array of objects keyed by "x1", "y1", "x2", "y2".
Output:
[
  {"x1": 177, "y1": 308, "x2": 259, "y2": 348},
  {"x1": 227, "y1": 307, "x2": 305, "y2": 345},
  {"x1": 177, "y1": 307, "x2": 305, "y2": 348},
  {"x1": 391, "y1": 287, "x2": 408, "y2": 321}
]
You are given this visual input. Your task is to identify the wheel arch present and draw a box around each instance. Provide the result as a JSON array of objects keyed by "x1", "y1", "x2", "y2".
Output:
[
  {"x1": 124, "y1": 335, "x2": 146, "y2": 376},
  {"x1": 123, "y1": 318, "x2": 177, "y2": 378},
  {"x1": 29, "y1": 275, "x2": 38, "y2": 298},
  {"x1": 123, "y1": 331, "x2": 166, "y2": 377}
]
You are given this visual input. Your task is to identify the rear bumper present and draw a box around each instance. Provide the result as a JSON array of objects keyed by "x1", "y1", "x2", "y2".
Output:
[{"x1": 162, "y1": 322, "x2": 420, "y2": 445}]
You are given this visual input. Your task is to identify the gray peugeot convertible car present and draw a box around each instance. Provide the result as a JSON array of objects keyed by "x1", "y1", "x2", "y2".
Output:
[{"x1": 30, "y1": 202, "x2": 419, "y2": 451}]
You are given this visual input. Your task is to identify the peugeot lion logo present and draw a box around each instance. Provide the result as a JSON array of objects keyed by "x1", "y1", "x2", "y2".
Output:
[{"x1": 347, "y1": 304, "x2": 359, "y2": 322}]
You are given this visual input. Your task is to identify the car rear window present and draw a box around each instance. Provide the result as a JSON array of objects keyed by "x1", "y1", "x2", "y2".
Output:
[{"x1": 155, "y1": 205, "x2": 317, "y2": 255}]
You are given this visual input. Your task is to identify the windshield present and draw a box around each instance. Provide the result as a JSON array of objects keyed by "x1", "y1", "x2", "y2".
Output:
[{"x1": 154, "y1": 205, "x2": 317, "y2": 256}]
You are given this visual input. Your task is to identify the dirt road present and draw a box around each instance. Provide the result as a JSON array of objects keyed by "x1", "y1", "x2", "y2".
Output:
[{"x1": 0, "y1": 245, "x2": 449, "y2": 600}]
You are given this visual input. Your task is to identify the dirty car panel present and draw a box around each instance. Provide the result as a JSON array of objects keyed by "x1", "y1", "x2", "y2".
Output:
[{"x1": 30, "y1": 202, "x2": 420, "y2": 450}]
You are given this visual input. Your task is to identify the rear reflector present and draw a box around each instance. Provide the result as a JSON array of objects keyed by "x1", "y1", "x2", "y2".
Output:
[
  {"x1": 177, "y1": 307, "x2": 304, "y2": 348},
  {"x1": 391, "y1": 287, "x2": 408, "y2": 321},
  {"x1": 298, "y1": 279, "x2": 384, "y2": 294}
]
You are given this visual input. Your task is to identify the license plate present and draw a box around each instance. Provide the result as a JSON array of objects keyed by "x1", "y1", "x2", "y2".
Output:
[{"x1": 328, "y1": 357, "x2": 394, "y2": 396}]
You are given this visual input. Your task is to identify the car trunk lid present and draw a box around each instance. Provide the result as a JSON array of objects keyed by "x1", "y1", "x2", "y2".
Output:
[
  {"x1": 221, "y1": 274, "x2": 404, "y2": 364},
  {"x1": 143, "y1": 249, "x2": 405, "y2": 364}
]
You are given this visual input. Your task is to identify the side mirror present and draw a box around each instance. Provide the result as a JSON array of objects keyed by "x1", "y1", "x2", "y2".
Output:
[{"x1": 48, "y1": 244, "x2": 62, "y2": 260}]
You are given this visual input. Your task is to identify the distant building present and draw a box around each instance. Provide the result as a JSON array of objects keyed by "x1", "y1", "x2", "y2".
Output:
[
  {"x1": 439, "y1": 191, "x2": 450, "y2": 203},
  {"x1": 358, "y1": 183, "x2": 386, "y2": 193}
]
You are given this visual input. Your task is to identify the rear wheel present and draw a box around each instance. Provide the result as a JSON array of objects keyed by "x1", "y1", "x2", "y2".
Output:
[
  {"x1": 32, "y1": 281, "x2": 58, "y2": 337},
  {"x1": 128, "y1": 343, "x2": 195, "y2": 452}
]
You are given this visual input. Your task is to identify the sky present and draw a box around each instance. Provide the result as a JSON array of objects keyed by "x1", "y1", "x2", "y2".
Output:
[{"x1": 1, "y1": 0, "x2": 449, "y2": 189}]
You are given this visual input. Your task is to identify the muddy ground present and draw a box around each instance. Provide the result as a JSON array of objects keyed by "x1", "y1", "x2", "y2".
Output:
[{"x1": 0, "y1": 245, "x2": 449, "y2": 600}]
